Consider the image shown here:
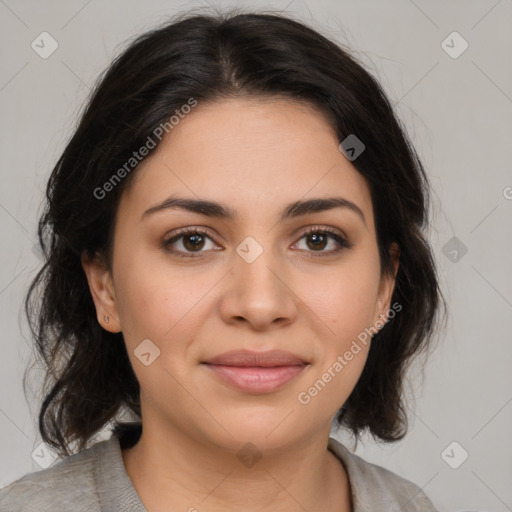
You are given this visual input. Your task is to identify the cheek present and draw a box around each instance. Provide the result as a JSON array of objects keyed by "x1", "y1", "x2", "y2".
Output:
[
  {"x1": 113, "y1": 248, "x2": 215, "y2": 355},
  {"x1": 296, "y1": 280, "x2": 375, "y2": 416},
  {"x1": 299, "y1": 259, "x2": 381, "y2": 341},
  {"x1": 113, "y1": 259, "x2": 201, "y2": 397},
  {"x1": 293, "y1": 257, "x2": 379, "y2": 406}
]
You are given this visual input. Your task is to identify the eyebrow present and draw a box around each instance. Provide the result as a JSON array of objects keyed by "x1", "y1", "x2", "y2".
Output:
[{"x1": 141, "y1": 195, "x2": 366, "y2": 226}]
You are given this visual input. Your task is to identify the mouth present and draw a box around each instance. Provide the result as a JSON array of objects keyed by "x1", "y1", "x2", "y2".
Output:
[
  {"x1": 202, "y1": 364, "x2": 308, "y2": 393},
  {"x1": 202, "y1": 349, "x2": 308, "y2": 367},
  {"x1": 201, "y1": 349, "x2": 310, "y2": 394}
]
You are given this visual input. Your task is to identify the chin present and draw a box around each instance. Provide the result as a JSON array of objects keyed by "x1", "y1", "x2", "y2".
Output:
[{"x1": 204, "y1": 406, "x2": 310, "y2": 451}]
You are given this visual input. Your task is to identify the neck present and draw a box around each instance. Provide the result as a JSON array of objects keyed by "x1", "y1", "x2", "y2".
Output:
[{"x1": 121, "y1": 420, "x2": 352, "y2": 512}]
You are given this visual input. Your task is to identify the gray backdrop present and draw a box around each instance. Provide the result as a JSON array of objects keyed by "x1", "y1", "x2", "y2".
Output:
[{"x1": 0, "y1": 0, "x2": 511, "y2": 510}]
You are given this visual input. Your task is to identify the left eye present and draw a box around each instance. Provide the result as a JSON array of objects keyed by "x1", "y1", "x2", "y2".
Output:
[{"x1": 293, "y1": 228, "x2": 352, "y2": 256}]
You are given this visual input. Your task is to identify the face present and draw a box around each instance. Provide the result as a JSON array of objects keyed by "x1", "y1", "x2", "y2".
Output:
[{"x1": 82, "y1": 97, "x2": 399, "y2": 453}]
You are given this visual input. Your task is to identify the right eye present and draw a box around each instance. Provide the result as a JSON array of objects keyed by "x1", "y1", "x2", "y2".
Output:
[{"x1": 162, "y1": 227, "x2": 220, "y2": 258}]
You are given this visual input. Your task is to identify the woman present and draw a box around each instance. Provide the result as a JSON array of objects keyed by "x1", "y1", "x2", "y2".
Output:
[{"x1": 0, "y1": 7, "x2": 446, "y2": 511}]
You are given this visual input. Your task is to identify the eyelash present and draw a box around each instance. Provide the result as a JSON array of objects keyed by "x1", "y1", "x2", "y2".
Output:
[{"x1": 162, "y1": 226, "x2": 353, "y2": 259}]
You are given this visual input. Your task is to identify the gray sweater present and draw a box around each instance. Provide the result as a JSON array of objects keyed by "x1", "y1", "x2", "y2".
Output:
[{"x1": 0, "y1": 425, "x2": 437, "y2": 511}]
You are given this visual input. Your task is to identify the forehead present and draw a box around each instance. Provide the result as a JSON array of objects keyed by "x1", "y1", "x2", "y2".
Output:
[{"x1": 118, "y1": 97, "x2": 374, "y2": 228}]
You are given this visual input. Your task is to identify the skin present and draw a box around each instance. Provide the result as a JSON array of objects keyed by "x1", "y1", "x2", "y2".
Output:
[{"x1": 82, "y1": 97, "x2": 399, "y2": 512}]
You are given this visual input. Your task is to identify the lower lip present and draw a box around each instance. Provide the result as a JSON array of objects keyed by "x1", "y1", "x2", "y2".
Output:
[{"x1": 202, "y1": 364, "x2": 307, "y2": 393}]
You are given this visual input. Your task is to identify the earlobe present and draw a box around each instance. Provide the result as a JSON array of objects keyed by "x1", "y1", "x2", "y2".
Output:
[{"x1": 81, "y1": 251, "x2": 122, "y2": 333}]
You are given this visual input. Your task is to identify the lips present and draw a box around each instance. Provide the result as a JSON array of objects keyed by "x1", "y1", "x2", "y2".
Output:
[
  {"x1": 202, "y1": 349, "x2": 308, "y2": 367},
  {"x1": 201, "y1": 350, "x2": 309, "y2": 393}
]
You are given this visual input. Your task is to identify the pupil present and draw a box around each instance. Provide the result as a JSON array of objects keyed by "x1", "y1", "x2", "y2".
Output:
[
  {"x1": 309, "y1": 233, "x2": 326, "y2": 250},
  {"x1": 185, "y1": 234, "x2": 204, "y2": 251}
]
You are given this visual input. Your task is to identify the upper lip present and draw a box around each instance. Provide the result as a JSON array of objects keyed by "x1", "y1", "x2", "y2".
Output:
[{"x1": 203, "y1": 349, "x2": 308, "y2": 367}]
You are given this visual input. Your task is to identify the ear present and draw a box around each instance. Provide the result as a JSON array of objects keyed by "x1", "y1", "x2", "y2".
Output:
[
  {"x1": 81, "y1": 250, "x2": 122, "y2": 333},
  {"x1": 373, "y1": 242, "x2": 400, "y2": 330}
]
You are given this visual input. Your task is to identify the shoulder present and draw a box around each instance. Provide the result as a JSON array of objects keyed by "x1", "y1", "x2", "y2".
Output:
[
  {"x1": 0, "y1": 439, "x2": 110, "y2": 512},
  {"x1": 328, "y1": 437, "x2": 438, "y2": 512}
]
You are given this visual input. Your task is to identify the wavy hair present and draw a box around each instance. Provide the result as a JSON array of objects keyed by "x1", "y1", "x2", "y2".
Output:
[{"x1": 24, "y1": 6, "x2": 447, "y2": 458}]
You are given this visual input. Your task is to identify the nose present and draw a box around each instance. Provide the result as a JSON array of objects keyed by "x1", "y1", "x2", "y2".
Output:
[{"x1": 219, "y1": 244, "x2": 298, "y2": 332}]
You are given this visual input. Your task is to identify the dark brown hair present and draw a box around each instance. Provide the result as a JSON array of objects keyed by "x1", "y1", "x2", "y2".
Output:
[{"x1": 24, "y1": 6, "x2": 447, "y2": 458}]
